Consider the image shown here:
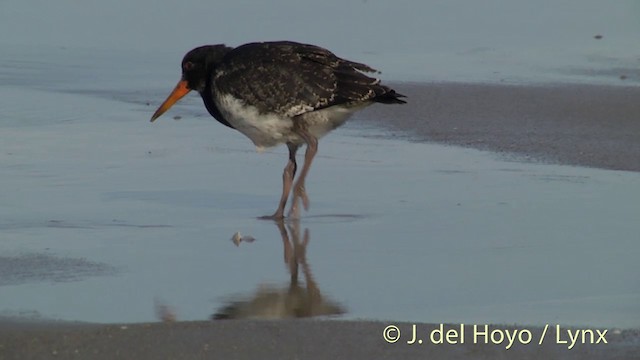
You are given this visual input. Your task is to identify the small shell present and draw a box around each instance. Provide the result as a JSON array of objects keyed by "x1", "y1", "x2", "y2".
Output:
[{"x1": 231, "y1": 232, "x2": 256, "y2": 246}]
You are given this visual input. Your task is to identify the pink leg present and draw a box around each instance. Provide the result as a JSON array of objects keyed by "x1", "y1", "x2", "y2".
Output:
[
  {"x1": 274, "y1": 219, "x2": 298, "y2": 283},
  {"x1": 288, "y1": 130, "x2": 318, "y2": 218},
  {"x1": 260, "y1": 143, "x2": 298, "y2": 220}
]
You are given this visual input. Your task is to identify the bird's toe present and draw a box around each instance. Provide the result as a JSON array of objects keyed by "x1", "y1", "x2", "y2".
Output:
[{"x1": 258, "y1": 212, "x2": 285, "y2": 221}]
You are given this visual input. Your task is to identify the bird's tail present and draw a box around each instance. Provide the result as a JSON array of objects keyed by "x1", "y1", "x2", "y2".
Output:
[{"x1": 373, "y1": 88, "x2": 407, "y2": 104}]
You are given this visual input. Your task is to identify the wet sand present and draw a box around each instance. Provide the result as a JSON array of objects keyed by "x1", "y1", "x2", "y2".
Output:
[
  {"x1": 1, "y1": 319, "x2": 638, "y2": 359},
  {"x1": 2, "y1": 81, "x2": 639, "y2": 359},
  {"x1": 360, "y1": 82, "x2": 640, "y2": 172}
]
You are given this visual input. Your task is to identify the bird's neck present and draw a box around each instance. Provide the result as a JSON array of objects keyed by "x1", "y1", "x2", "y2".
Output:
[{"x1": 200, "y1": 82, "x2": 235, "y2": 129}]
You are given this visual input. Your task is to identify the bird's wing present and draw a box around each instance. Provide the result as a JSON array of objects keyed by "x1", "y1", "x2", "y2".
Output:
[{"x1": 213, "y1": 41, "x2": 385, "y2": 117}]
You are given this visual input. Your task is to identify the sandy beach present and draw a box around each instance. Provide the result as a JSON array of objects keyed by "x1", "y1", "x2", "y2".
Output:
[
  {"x1": 2, "y1": 0, "x2": 640, "y2": 358},
  {"x1": 362, "y1": 82, "x2": 640, "y2": 171},
  {"x1": 362, "y1": 82, "x2": 640, "y2": 172},
  {"x1": 1, "y1": 319, "x2": 638, "y2": 359}
]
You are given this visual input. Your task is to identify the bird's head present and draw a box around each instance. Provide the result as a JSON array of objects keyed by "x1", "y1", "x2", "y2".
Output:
[{"x1": 150, "y1": 45, "x2": 232, "y2": 122}]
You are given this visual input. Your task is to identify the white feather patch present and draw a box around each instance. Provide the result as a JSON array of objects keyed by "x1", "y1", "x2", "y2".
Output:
[{"x1": 215, "y1": 93, "x2": 371, "y2": 148}]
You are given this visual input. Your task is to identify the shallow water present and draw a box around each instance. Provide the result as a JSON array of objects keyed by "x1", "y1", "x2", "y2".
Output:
[
  {"x1": 1, "y1": 1, "x2": 639, "y2": 328},
  {"x1": 1, "y1": 74, "x2": 639, "y2": 328},
  {"x1": 2, "y1": 0, "x2": 640, "y2": 85}
]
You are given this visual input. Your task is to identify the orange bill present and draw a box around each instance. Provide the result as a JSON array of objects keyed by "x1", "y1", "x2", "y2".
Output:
[{"x1": 150, "y1": 80, "x2": 191, "y2": 122}]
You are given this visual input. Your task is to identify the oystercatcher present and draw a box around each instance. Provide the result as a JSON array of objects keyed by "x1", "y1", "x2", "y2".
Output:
[{"x1": 151, "y1": 41, "x2": 406, "y2": 219}]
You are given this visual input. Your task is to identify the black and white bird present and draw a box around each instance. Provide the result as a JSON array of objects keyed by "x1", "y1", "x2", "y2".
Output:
[{"x1": 151, "y1": 41, "x2": 406, "y2": 219}]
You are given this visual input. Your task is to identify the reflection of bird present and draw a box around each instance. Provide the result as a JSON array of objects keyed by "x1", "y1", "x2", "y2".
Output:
[
  {"x1": 151, "y1": 41, "x2": 406, "y2": 219},
  {"x1": 212, "y1": 220, "x2": 345, "y2": 319},
  {"x1": 154, "y1": 297, "x2": 177, "y2": 323}
]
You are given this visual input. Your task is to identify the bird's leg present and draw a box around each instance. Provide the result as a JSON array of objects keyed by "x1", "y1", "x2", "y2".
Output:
[
  {"x1": 288, "y1": 129, "x2": 318, "y2": 218},
  {"x1": 274, "y1": 219, "x2": 298, "y2": 285},
  {"x1": 260, "y1": 143, "x2": 298, "y2": 220}
]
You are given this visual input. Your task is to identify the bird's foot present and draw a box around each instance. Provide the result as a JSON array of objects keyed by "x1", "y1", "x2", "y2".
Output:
[
  {"x1": 287, "y1": 202, "x2": 301, "y2": 219},
  {"x1": 287, "y1": 185, "x2": 309, "y2": 219},
  {"x1": 258, "y1": 211, "x2": 285, "y2": 221}
]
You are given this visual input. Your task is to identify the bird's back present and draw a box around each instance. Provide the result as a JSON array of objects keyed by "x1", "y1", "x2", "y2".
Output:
[{"x1": 213, "y1": 41, "x2": 405, "y2": 118}]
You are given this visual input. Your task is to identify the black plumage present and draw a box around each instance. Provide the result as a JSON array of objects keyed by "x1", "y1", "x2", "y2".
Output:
[
  {"x1": 151, "y1": 41, "x2": 406, "y2": 219},
  {"x1": 214, "y1": 41, "x2": 405, "y2": 117}
]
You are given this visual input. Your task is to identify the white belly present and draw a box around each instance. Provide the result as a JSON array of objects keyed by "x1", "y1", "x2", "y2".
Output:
[{"x1": 215, "y1": 94, "x2": 368, "y2": 149}]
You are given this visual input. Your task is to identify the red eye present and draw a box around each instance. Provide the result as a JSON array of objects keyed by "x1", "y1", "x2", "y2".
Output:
[{"x1": 183, "y1": 61, "x2": 194, "y2": 71}]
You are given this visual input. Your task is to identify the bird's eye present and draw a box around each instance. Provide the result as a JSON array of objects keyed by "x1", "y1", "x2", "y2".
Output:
[{"x1": 183, "y1": 61, "x2": 195, "y2": 71}]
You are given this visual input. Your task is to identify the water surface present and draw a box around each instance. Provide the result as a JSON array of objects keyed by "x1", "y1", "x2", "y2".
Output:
[{"x1": 0, "y1": 0, "x2": 639, "y2": 329}]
